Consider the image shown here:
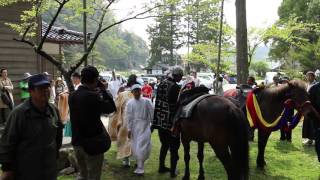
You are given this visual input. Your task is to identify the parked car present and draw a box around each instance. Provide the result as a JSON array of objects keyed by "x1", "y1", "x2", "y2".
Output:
[
  {"x1": 198, "y1": 72, "x2": 215, "y2": 80},
  {"x1": 197, "y1": 75, "x2": 213, "y2": 89},
  {"x1": 100, "y1": 71, "x2": 126, "y2": 84},
  {"x1": 100, "y1": 71, "x2": 112, "y2": 81},
  {"x1": 141, "y1": 76, "x2": 157, "y2": 83}
]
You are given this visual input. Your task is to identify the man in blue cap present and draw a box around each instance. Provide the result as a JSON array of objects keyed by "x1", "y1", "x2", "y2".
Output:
[{"x1": 0, "y1": 74, "x2": 63, "y2": 180}]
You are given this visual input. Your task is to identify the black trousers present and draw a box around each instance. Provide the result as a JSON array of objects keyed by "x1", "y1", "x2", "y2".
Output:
[
  {"x1": 158, "y1": 128, "x2": 180, "y2": 174},
  {"x1": 315, "y1": 129, "x2": 320, "y2": 162},
  {"x1": 0, "y1": 108, "x2": 11, "y2": 125},
  {"x1": 280, "y1": 128, "x2": 292, "y2": 141},
  {"x1": 302, "y1": 117, "x2": 316, "y2": 140}
]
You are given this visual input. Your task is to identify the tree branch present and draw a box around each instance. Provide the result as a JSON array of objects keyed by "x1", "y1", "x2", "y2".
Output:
[
  {"x1": 21, "y1": 25, "x2": 32, "y2": 41},
  {"x1": 70, "y1": 4, "x2": 160, "y2": 72},
  {"x1": 37, "y1": 0, "x2": 68, "y2": 51},
  {"x1": 70, "y1": 7, "x2": 108, "y2": 72},
  {"x1": 20, "y1": 0, "x2": 42, "y2": 41},
  {"x1": 104, "y1": 0, "x2": 115, "y2": 11},
  {"x1": 68, "y1": 0, "x2": 116, "y2": 72}
]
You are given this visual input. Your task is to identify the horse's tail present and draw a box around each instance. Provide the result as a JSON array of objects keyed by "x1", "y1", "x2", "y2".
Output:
[{"x1": 229, "y1": 107, "x2": 249, "y2": 180}]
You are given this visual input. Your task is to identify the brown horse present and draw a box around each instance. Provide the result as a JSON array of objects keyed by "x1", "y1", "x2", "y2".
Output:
[
  {"x1": 248, "y1": 80, "x2": 316, "y2": 168},
  {"x1": 180, "y1": 95, "x2": 249, "y2": 180}
]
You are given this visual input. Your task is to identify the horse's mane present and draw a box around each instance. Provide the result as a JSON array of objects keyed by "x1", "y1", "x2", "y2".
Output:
[
  {"x1": 288, "y1": 79, "x2": 307, "y2": 90},
  {"x1": 262, "y1": 79, "x2": 307, "y2": 99}
]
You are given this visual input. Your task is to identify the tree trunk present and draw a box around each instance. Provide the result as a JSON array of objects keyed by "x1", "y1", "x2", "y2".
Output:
[{"x1": 236, "y1": 0, "x2": 249, "y2": 84}]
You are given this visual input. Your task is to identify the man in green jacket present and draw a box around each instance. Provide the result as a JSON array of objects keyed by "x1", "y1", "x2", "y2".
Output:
[
  {"x1": 0, "y1": 74, "x2": 63, "y2": 180},
  {"x1": 19, "y1": 72, "x2": 31, "y2": 102}
]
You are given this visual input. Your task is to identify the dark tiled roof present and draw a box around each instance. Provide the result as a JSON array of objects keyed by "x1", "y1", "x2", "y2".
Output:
[{"x1": 42, "y1": 21, "x2": 84, "y2": 44}]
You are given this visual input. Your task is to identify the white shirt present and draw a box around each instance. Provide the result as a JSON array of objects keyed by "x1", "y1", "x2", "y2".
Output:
[
  {"x1": 307, "y1": 80, "x2": 317, "y2": 92},
  {"x1": 74, "y1": 83, "x2": 81, "y2": 90},
  {"x1": 193, "y1": 77, "x2": 200, "y2": 87},
  {"x1": 108, "y1": 80, "x2": 122, "y2": 99}
]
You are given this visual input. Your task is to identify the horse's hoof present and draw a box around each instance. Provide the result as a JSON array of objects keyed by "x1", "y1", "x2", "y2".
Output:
[
  {"x1": 257, "y1": 159, "x2": 266, "y2": 167},
  {"x1": 197, "y1": 175, "x2": 205, "y2": 180},
  {"x1": 182, "y1": 175, "x2": 190, "y2": 180},
  {"x1": 257, "y1": 162, "x2": 266, "y2": 170}
]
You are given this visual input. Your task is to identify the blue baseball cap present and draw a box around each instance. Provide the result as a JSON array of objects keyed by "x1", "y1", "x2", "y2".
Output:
[{"x1": 28, "y1": 74, "x2": 50, "y2": 88}]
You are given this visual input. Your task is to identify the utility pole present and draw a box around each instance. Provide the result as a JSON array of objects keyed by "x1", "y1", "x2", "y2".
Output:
[
  {"x1": 83, "y1": 0, "x2": 88, "y2": 66},
  {"x1": 215, "y1": 0, "x2": 224, "y2": 92}
]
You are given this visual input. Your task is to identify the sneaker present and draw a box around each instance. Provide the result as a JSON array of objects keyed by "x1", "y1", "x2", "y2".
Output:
[
  {"x1": 303, "y1": 139, "x2": 313, "y2": 146},
  {"x1": 122, "y1": 159, "x2": 130, "y2": 168},
  {"x1": 134, "y1": 168, "x2": 144, "y2": 176}
]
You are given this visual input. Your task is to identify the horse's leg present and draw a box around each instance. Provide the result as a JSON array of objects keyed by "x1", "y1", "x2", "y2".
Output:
[
  {"x1": 210, "y1": 142, "x2": 234, "y2": 180},
  {"x1": 257, "y1": 129, "x2": 271, "y2": 169},
  {"x1": 197, "y1": 142, "x2": 205, "y2": 180},
  {"x1": 182, "y1": 138, "x2": 191, "y2": 180}
]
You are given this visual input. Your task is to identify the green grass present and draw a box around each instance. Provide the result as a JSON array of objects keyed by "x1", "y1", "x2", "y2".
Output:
[{"x1": 59, "y1": 124, "x2": 320, "y2": 180}]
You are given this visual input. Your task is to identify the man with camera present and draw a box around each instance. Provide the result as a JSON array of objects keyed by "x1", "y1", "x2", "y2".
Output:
[{"x1": 69, "y1": 66, "x2": 116, "y2": 180}]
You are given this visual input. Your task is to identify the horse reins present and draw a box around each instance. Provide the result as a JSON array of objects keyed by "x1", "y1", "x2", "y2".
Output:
[{"x1": 296, "y1": 100, "x2": 311, "y2": 112}]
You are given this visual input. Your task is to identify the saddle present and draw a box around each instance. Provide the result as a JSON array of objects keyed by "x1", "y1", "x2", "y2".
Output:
[
  {"x1": 224, "y1": 84, "x2": 253, "y2": 108},
  {"x1": 177, "y1": 86, "x2": 212, "y2": 119},
  {"x1": 179, "y1": 94, "x2": 214, "y2": 119},
  {"x1": 179, "y1": 86, "x2": 210, "y2": 105}
]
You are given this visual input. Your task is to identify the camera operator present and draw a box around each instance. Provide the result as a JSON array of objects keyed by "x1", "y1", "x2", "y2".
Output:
[{"x1": 69, "y1": 66, "x2": 116, "y2": 180}]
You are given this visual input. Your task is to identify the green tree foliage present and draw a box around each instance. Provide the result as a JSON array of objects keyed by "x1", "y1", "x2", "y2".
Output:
[
  {"x1": 187, "y1": 42, "x2": 232, "y2": 73},
  {"x1": 265, "y1": 18, "x2": 320, "y2": 71},
  {"x1": 147, "y1": 0, "x2": 233, "y2": 73},
  {"x1": 250, "y1": 61, "x2": 269, "y2": 78},
  {"x1": 278, "y1": 0, "x2": 320, "y2": 23},
  {"x1": 42, "y1": 10, "x2": 148, "y2": 71},
  {"x1": 267, "y1": 0, "x2": 320, "y2": 71},
  {"x1": 183, "y1": 0, "x2": 233, "y2": 72},
  {"x1": 147, "y1": 0, "x2": 183, "y2": 67},
  {"x1": 0, "y1": 0, "x2": 156, "y2": 90},
  {"x1": 247, "y1": 27, "x2": 265, "y2": 66},
  {"x1": 183, "y1": 0, "x2": 220, "y2": 44}
]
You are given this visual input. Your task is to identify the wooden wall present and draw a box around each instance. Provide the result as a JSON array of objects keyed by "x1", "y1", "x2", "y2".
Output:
[{"x1": 0, "y1": 2, "x2": 54, "y2": 103}]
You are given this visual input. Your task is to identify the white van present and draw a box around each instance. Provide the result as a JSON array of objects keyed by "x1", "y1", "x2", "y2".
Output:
[{"x1": 265, "y1": 72, "x2": 285, "y2": 85}]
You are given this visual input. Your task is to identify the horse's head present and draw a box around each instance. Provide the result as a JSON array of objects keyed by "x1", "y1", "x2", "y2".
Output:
[{"x1": 285, "y1": 80, "x2": 313, "y2": 116}]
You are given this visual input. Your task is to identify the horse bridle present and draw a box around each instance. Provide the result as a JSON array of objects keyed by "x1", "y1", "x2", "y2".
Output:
[{"x1": 296, "y1": 101, "x2": 312, "y2": 112}]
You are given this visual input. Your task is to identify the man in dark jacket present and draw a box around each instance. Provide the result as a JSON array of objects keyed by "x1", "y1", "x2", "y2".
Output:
[
  {"x1": 0, "y1": 74, "x2": 63, "y2": 180},
  {"x1": 307, "y1": 82, "x2": 320, "y2": 160},
  {"x1": 303, "y1": 71, "x2": 318, "y2": 145},
  {"x1": 69, "y1": 66, "x2": 116, "y2": 180},
  {"x1": 152, "y1": 66, "x2": 183, "y2": 178}
]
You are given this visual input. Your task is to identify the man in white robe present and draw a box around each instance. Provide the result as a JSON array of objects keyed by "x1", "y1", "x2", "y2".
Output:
[
  {"x1": 126, "y1": 84, "x2": 153, "y2": 175},
  {"x1": 108, "y1": 71, "x2": 122, "y2": 99}
]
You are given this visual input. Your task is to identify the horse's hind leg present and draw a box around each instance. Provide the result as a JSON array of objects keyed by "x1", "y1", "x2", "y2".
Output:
[
  {"x1": 210, "y1": 143, "x2": 234, "y2": 180},
  {"x1": 257, "y1": 129, "x2": 271, "y2": 169},
  {"x1": 182, "y1": 138, "x2": 191, "y2": 180},
  {"x1": 197, "y1": 142, "x2": 205, "y2": 180}
]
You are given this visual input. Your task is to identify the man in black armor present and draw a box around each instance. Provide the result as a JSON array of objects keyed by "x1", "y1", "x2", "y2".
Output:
[{"x1": 152, "y1": 67, "x2": 183, "y2": 178}]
